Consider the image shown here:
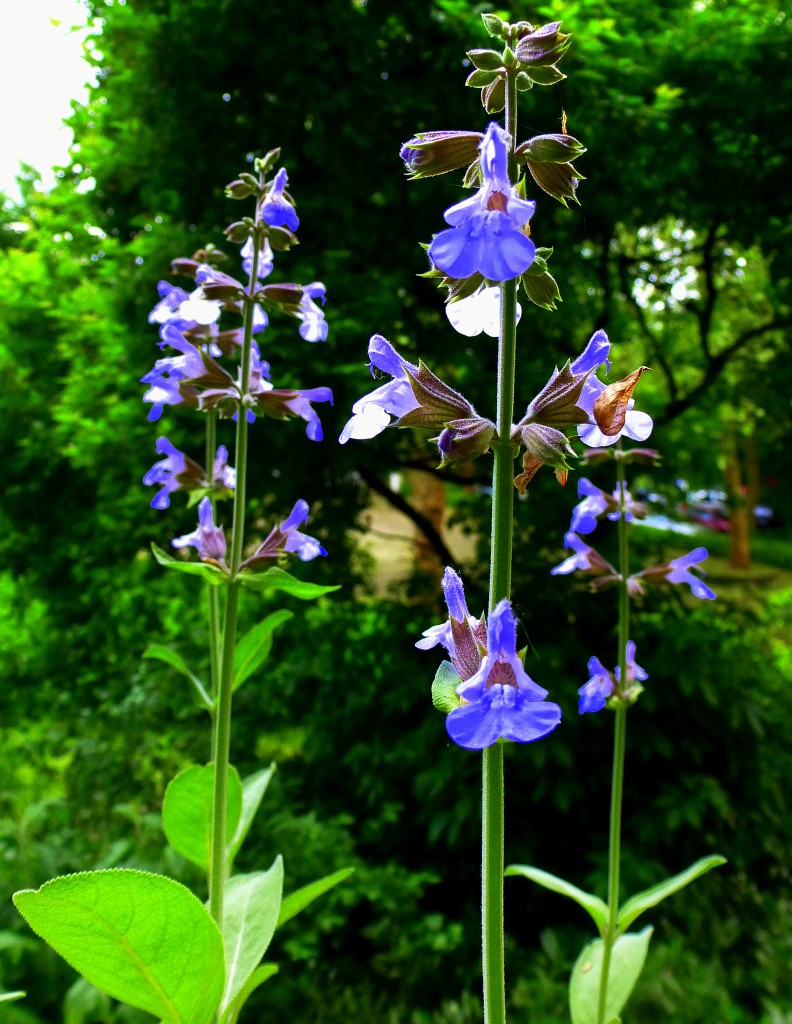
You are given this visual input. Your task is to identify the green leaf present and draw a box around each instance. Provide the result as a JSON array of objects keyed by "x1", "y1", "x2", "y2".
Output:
[
  {"x1": 151, "y1": 544, "x2": 229, "y2": 587},
  {"x1": 221, "y1": 964, "x2": 278, "y2": 1024},
  {"x1": 277, "y1": 867, "x2": 355, "y2": 928},
  {"x1": 221, "y1": 860, "x2": 283, "y2": 1012},
  {"x1": 13, "y1": 870, "x2": 225, "y2": 1024},
  {"x1": 569, "y1": 927, "x2": 653, "y2": 1024},
  {"x1": 505, "y1": 865, "x2": 608, "y2": 936},
  {"x1": 237, "y1": 566, "x2": 339, "y2": 600},
  {"x1": 143, "y1": 645, "x2": 213, "y2": 710},
  {"x1": 228, "y1": 765, "x2": 276, "y2": 867},
  {"x1": 162, "y1": 764, "x2": 243, "y2": 872},
  {"x1": 617, "y1": 855, "x2": 726, "y2": 932},
  {"x1": 0, "y1": 991, "x2": 25, "y2": 1003},
  {"x1": 233, "y1": 610, "x2": 293, "y2": 691},
  {"x1": 431, "y1": 660, "x2": 463, "y2": 714}
]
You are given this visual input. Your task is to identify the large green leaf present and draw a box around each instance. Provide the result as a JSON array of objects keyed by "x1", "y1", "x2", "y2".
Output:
[
  {"x1": 617, "y1": 855, "x2": 726, "y2": 932},
  {"x1": 228, "y1": 765, "x2": 276, "y2": 867},
  {"x1": 13, "y1": 870, "x2": 225, "y2": 1024},
  {"x1": 569, "y1": 927, "x2": 653, "y2": 1024},
  {"x1": 505, "y1": 865, "x2": 608, "y2": 936},
  {"x1": 233, "y1": 610, "x2": 293, "y2": 691},
  {"x1": 277, "y1": 867, "x2": 355, "y2": 928},
  {"x1": 237, "y1": 566, "x2": 339, "y2": 600},
  {"x1": 162, "y1": 764, "x2": 243, "y2": 872},
  {"x1": 151, "y1": 544, "x2": 229, "y2": 587},
  {"x1": 221, "y1": 860, "x2": 283, "y2": 1012},
  {"x1": 143, "y1": 645, "x2": 213, "y2": 710}
]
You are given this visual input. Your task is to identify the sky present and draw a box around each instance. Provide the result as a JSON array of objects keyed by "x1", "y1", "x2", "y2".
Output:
[{"x1": 1, "y1": 0, "x2": 96, "y2": 199}]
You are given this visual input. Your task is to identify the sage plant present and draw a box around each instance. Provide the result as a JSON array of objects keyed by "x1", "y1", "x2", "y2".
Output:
[
  {"x1": 343, "y1": 10, "x2": 722, "y2": 1023},
  {"x1": 13, "y1": 149, "x2": 352, "y2": 1024},
  {"x1": 509, "y1": 430, "x2": 723, "y2": 1024}
]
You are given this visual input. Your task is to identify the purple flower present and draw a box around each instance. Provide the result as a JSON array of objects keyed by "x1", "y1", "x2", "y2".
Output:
[
  {"x1": 262, "y1": 168, "x2": 299, "y2": 232},
  {"x1": 667, "y1": 547, "x2": 716, "y2": 600},
  {"x1": 149, "y1": 282, "x2": 192, "y2": 327},
  {"x1": 629, "y1": 546, "x2": 716, "y2": 600},
  {"x1": 296, "y1": 282, "x2": 328, "y2": 342},
  {"x1": 241, "y1": 237, "x2": 274, "y2": 280},
  {"x1": 241, "y1": 499, "x2": 327, "y2": 569},
  {"x1": 569, "y1": 478, "x2": 609, "y2": 535},
  {"x1": 172, "y1": 497, "x2": 227, "y2": 564},
  {"x1": 416, "y1": 567, "x2": 486, "y2": 681},
  {"x1": 570, "y1": 329, "x2": 611, "y2": 376},
  {"x1": 578, "y1": 656, "x2": 613, "y2": 714},
  {"x1": 428, "y1": 122, "x2": 536, "y2": 282},
  {"x1": 445, "y1": 285, "x2": 522, "y2": 338},
  {"x1": 578, "y1": 641, "x2": 648, "y2": 714},
  {"x1": 339, "y1": 335, "x2": 421, "y2": 443},
  {"x1": 550, "y1": 532, "x2": 616, "y2": 578},
  {"x1": 447, "y1": 600, "x2": 561, "y2": 749},
  {"x1": 143, "y1": 439, "x2": 235, "y2": 509},
  {"x1": 211, "y1": 445, "x2": 236, "y2": 491}
]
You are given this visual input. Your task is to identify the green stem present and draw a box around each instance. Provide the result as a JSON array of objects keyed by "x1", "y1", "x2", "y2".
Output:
[
  {"x1": 597, "y1": 451, "x2": 631, "y2": 1024},
  {"x1": 482, "y1": 68, "x2": 519, "y2": 1024},
  {"x1": 208, "y1": 222, "x2": 262, "y2": 930},
  {"x1": 206, "y1": 413, "x2": 221, "y2": 759}
]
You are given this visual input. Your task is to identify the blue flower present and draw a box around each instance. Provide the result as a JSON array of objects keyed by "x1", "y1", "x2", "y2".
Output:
[
  {"x1": 242, "y1": 499, "x2": 327, "y2": 569},
  {"x1": 172, "y1": 497, "x2": 227, "y2": 564},
  {"x1": 143, "y1": 439, "x2": 236, "y2": 509},
  {"x1": 446, "y1": 600, "x2": 561, "y2": 750},
  {"x1": 428, "y1": 122, "x2": 536, "y2": 282},
  {"x1": 569, "y1": 478, "x2": 609, "y2": 535},
  {"x1": 296, "y1": 282, "x2": 328, "y2": 342},
  {"x1": 445, "y1": 285, "x2": 522, "y2": 338},
  {"x1": 667, "y1": 548, "x2": 716, "y2": 600},
  {"x1": 262, "y1": 168, "x2": 299, "y2": 232},
  {"x1": 578, "y1": 656, "x2": 612, "y2": 713},
  {"x1": 416, "y1": 567, "x2": 486, "y2": 681},
  {"x1": 578, "y1": 641, "x2": 648, "y2": 714},
  {"x1": 630, "y1": 546, "x2": 716, "y2": 600},
  {"x1": 241, "y1": 237, "x2": 274, "y2": 280},
  {"x1": 339, "y1": 335, "x2": 421, "y2": 443}
]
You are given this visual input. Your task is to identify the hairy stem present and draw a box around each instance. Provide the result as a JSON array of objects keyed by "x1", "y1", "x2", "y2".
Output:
[
  {"x1": 482, "y1": 67, "x2": 520, "y2": 1024},
  {"x1": 208, "y1": 222, "x2": 262, "y2": 930},
  {"x1": 205, "y1": 412, "x2": 221, "y2": 759},
  {"x1": 597, "y1": 451, "x2": 631, "y2": 1024}
]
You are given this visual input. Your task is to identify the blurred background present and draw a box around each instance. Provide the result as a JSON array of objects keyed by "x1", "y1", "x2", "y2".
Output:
[{"x1": 1, "y1": 1, "x2": 791, "y2": 1021}]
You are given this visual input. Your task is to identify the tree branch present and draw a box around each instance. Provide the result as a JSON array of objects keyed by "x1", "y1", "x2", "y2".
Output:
[{"x1": 356, "y1": 465, "x2": 457, "y2": 568}]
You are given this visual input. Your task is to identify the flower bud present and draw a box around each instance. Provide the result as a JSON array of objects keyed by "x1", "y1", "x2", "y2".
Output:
[
  {"x1": 225, "y1": 179, "x2": 254, "y2": 199},
  {"x1": 514, "y1": 425, "x2": 575, "y2": 494},
  {"x1": 481, "y1": 12, "x2": 509, "y2": 40},
  {"x1": 255, "y1": 148, "x2": 281, "y2": 175},
  {"x1": 266, "y1": 225, "x2": 298, "y2": 251},
  {"x1": 515, "y1": 22, "x2": 571, "y2": 67},
  {"x1": 525, "y1": 160, "x2": 584, "y2": 206},
  {"x1": 517, "y1": 134, "x2": 586, "y2": 164},
  {"x1": 400, "y1": 130, "x2": 483, "y2": 180},
  {"x1": 482, "y1": 76, "x2": 506, "y2": 114},
  {"x1": 437, "y1": 416, "x2": 496, "y2": 467},
  {"x1": 466, "y1": 48, "x2": 504, "y2": 71},
  {"x1": 225, "y1": 221, "x2": 252, "y2": 243},
  {"x1": 516, "y1": 72, "x2": 534, "y2": 92},
  {"x1": 521, "y1": 269, "x2": 562, "y2": 311}
]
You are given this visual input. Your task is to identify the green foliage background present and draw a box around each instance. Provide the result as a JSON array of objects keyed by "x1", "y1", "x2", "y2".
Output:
[{"x1": 1, "y1": 0, "x2": 791, "y2": 1021}]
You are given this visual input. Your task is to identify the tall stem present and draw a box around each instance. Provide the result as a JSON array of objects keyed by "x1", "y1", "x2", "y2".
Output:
[
  {"x1": 482, "y1": 68, "x2": 519, "y2": 1024},
  {"x1": 208, "y1": 228, "x2": 261, "y2": 929},
  {"x1": 597, "y1": 451, "x2": 631, "y2": 1024},
  {"x1": 205, "y1": 413, "x2": 221, "y2": 759}
]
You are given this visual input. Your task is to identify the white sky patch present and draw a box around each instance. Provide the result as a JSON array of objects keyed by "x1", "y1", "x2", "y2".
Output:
[{"x1": 1, "y1": 0, "x2": 96, "y2": 200}]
